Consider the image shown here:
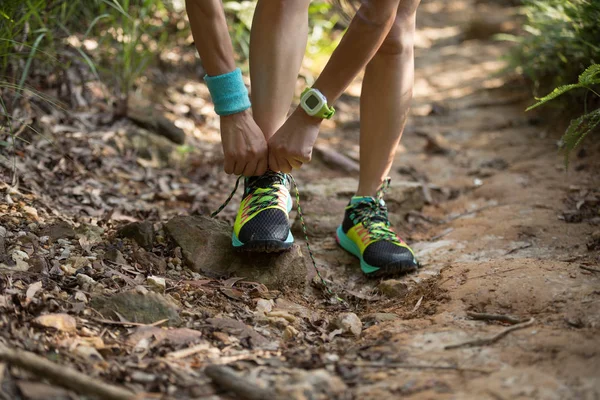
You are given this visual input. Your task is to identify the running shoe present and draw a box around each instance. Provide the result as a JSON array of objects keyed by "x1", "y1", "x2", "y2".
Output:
[
  {"x1": 232, "y1": 171, "x2": 293, "y2": 252},
  {"x1": 336, "y1": 180, "x2": 418, "y2": 277}
]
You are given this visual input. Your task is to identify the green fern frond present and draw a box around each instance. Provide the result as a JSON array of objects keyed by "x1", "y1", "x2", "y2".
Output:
[
  {"x1": 562, "y1": 108, "x2": 600, "y2": 166},
  {"x1": 578, "y1": 64, "x2": 600, "y2": 86},
  {"x1": 526, "y1": 83, "x2": 583, "y2": 111}
]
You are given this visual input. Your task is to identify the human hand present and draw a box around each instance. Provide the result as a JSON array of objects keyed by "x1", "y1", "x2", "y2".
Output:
[
  {"x1": 268, "y1": 109, "x2": 322, "y2": 173},
  {"x1": 220, "y1": 109, "x2": 268, "y2": 176}
]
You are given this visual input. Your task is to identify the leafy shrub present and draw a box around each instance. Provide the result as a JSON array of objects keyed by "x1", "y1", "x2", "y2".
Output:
[
  {"x1": 506, "y1": 0, "x2": 600, "y2": 93},
  {"x1": 527, "y1": 64, "x2": 600, "y2": 165}
]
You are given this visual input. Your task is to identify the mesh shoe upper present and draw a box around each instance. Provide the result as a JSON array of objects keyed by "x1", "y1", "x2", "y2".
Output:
[
  {"x1": 341, "y1": 195, "x2": 417, "y2": 270},
  {"x1": 234, "y1": 171, "x2": 291, "y2": 243}
]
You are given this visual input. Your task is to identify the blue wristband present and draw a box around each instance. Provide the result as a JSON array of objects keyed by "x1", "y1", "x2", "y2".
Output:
[{"x1": 204, "y1": 68, "x2": 251, "y2": 116}]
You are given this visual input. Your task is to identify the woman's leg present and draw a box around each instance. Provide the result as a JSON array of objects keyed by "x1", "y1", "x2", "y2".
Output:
[
  {"x1": 250, "y1": 0, "x2": 312, "y2": 139},
  {"x1": 357, "y1": 0, "x2": 421, "y2": 196}
]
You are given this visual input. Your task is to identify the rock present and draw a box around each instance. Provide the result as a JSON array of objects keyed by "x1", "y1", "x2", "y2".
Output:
[
  {"x1": 164, "y1": 216, "x2": 309, "y2": 289},
  {"x1": 147, "y1": 276, "x2": 166, "y2": 292},
  {"x1": 77, "y1": 274, "x2": 97, "y2": 292},
  {"x1": 33, "y1": 313, "x2": 77, "y2": 332},
  {"x1": 333, "y1": 312, "x2": 362, "y2": 337},
  {"x1": 40, "y1": 221, "x2": 76, "y2": 242},
  {"x1": 378, "y1": 279, "x2": 409, "y2": 298},
  {"x1": 363, "y1": 313, "x2": 399, "y2": 325},
  {"x1": 90, "y1": 291, "x2": 181, "y2": 326},
  {"x1": 133, "y1": 249, "x2": 166, "y2": 274},
  {"x1": 256, "y1": 299, "x2": 274, "y2": 314},
  {"x1": 103, "y1": 248, "x2": 127, "y2": 265},
  {"x1": 118, "y1": 221, "x2": 154, "y2": 250}
]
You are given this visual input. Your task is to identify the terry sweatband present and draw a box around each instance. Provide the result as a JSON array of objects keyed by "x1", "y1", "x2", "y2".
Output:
[{"x1": 204, "y1": 68, "x2": 251, "y2": 116}]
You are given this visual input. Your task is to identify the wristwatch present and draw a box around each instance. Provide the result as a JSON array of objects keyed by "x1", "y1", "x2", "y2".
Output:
[{"x1": 300, "y1": 88, "x2": 335, "y2": 119}]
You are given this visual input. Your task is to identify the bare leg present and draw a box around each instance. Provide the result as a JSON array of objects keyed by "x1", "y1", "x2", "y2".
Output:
[
  {"x1": 250, "y1": 0, "x2": 312, "y2": 139},
  {"x1": 357, "y1": 0, "x2": 421, "y2": 196}
]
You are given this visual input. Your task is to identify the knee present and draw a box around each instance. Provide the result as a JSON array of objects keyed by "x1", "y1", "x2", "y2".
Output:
[{"x1": 377, "y1": 14, "x2": 416, "y2": 55}]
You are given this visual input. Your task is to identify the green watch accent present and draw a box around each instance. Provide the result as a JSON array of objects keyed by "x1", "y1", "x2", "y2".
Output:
[{"x1": 301, "y1": 88, "x2": 336, "y2": 120}]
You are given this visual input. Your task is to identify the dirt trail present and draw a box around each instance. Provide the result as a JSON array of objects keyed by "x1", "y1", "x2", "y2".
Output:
[{"x1": 1, "y1": 0, "x2": 599, "y2": 399}]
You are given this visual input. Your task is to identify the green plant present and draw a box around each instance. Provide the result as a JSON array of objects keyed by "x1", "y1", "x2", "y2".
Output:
[
  {"x1": 527, "y1": 64, "x2": 600, "y2": 166},
  {"x1": 503, "y1": 0, "x2": 600, "y2": 94}
]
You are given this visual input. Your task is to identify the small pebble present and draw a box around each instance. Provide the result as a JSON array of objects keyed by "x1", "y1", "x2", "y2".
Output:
[{"x1": 146, "y1": 276, "x2": 166, "y2": 292}]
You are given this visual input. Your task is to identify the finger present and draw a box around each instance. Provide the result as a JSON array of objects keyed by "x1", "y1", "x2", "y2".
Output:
[
  {"x1": 233, "y1": 160, "x2": 245, "y2": 176},
  {"x1": 255, "y1": 156, "x2": 268, "y2": 176},
  {"x1": 224, "y1": 157, "x2": 234, "y2": 175},
  {"x1": 243, "y1": 158, "x2": 258, "y2": 177},
  {"x1": 289, "y1": 159, "x2": 303, "y2": 169},
  {"x1": 269, "y1": 152, "x2": 280, "y2": 172},
  {"x1": 279, "y1": 158, "x2": 293, "y2": 174}
]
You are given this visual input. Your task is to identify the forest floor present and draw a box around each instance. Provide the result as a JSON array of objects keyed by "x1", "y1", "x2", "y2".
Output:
[{"x1": 1, "y1": 0, "x2": 599, "y2": 399}]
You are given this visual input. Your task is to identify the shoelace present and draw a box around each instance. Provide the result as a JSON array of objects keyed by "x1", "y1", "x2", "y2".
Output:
[
  {"x1": 211, "y1": 173, "x2": 346, "y2": 305},
  {"x1": 348, "y1": 178, "x2": 402, "y2": 243}
]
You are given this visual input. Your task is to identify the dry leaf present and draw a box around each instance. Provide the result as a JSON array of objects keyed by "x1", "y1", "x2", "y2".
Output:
[
  {"x1": 33, "y1": 313, "x2": 77, "y2": 332},
  {"x1": 25, "y1": 281, "x2": 43, "y2": 303}
]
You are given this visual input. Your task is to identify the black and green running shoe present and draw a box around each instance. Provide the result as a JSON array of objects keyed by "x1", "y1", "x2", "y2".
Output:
[
  {"x1": 335, "y1": 180, "x2": 418, "y2": 277},
  {"x1": 232, "y1": 171, "x2": 294, "y2": 252}
]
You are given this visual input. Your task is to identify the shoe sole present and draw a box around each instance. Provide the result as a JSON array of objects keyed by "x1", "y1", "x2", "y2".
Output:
[
  {"x1": 336, "y1": 225, "x2": 418, "y2": 277},
  {"x1": 234, "y1": 239, "x2": 294, "y2": 253}
]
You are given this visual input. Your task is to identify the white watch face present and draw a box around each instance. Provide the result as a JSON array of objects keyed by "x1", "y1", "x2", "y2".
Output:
[
  {"x1": 305, "y1": 94, "x2": 321, "y2": 111},
  {"x1": 302, "y1": 89, "x2": 326, "y2": 116}
]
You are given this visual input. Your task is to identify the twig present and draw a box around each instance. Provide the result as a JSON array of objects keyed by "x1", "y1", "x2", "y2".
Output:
[
  {"x1": 443, "y1": 204, "x2": 498, "y2": 223},
  {"x1": 445, "y1": 318, "x2": 535, "y2": 350},
  {"x1": 411, "y1": 296, "x2": 423, "y2": 313},
  {"x1": 580, "y1": 266, "x2": 600, "y2": 273},
  {"x1": 90, "y1": 317, "x2": 169, "y2": 327},
  {"x1": 0, "y1": 343, "x2": 134, "y2": 400},
  {"x1": 348, "y1": 360, "x2": 491, "y2": 374},
  {"x1": 431, "y1": 228, "x2": 454, "y2": 241},
  {"x1": 467, "y1": 312, "x2": 524, "y2": 325},
  {"x1": 204, "y1": 364, "x2": 282, "y2": 400},
  {"x1": 166, "y1": 343, "x2": 210, "y2": 360}
]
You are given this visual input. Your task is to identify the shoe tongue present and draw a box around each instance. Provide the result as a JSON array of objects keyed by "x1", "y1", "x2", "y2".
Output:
[
  {"x1": 350, "y1": 196, "x2": 385, "y2": 207},
  {"x1": 245, "y1": 172, "x2": 286, "y2": 191},
  {"x1": 350, "y1": 196, "x2": 387, "y2": 223}
]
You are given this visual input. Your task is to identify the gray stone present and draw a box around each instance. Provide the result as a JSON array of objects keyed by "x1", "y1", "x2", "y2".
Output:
[
  {"x1": 39, "y1": 221, "x2": 76, "y2": 242},
  {"x1": 378, "y1": 279, "x2": 410, "y2": 298},
  {"x1": 164, "y1": 216, "x2": 309, "y2": 289},
  {"x1": 118, "y1": 221, "x2": 154, "y2": 250},
  {"x1": 103, "y1": 248, "x2": 127, "y2": 265},
  {"x1": 90, "y1": 291, "x2": 180, "y2": 326},
  {"x1": 333, "y1": 312, "x2": 362, "y2": 337}
]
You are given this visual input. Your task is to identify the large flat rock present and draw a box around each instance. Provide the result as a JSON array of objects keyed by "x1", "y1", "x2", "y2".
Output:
[{"x1": 164, "y1": 216, "x2": 310, "y2": 289}]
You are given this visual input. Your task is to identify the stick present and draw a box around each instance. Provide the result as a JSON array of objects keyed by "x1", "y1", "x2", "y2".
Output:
[
  {"x1": 348, "y1": 360, "x2": 491, "y2": 374},
  {"x1": 466, "y1": 312, "x2": 524, "y2": 325},
  {"x1": 445, "y1": 318, "x2": 535, "y2": 350},
  {"x1": 204, "y1": 364, "x2": 282, "y2": 400},
  {"x1": 580, "y1": 266, "x2": 600, "y2": 273},
  {"x1": 0, "y1": 343, "x2": 134, "y2": 400},
  {"x1": 90, "y1": 317, "x2": 169, "y2": 327}
]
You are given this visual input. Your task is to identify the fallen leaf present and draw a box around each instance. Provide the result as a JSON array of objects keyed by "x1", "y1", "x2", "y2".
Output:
[
  {"x1": 25, "y1": 281, "x2": 43, "y2": 303},
  {"x1": 33, "y1": 313, "x2": 77, "y2": 332}
]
